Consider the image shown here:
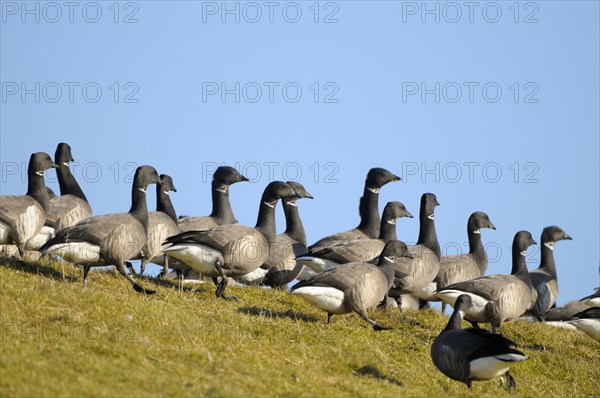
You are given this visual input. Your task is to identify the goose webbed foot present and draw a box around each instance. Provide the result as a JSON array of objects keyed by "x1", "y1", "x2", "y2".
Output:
[
  {"x1": 214, "y1": 259, "x2": 236, "y2": 302},
  {"x1": 359, "y1": 312, "x2": 391, "y2": 331},
  {"x1": 132, "y1": 283, "x2": 156, "y2": 295},
  {"x1": 372, "y1": 323, "x2": 392, "y2": 331},
  {"x1": 505, "y1": 371, "x2": 516, "y2": 391}
]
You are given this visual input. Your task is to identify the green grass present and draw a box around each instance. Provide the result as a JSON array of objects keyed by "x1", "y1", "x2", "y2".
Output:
[{"x1": 1, "y1": 257, "x2": 598, "y2": 397}]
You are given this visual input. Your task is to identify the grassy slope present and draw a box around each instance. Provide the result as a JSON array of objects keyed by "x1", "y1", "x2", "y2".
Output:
[{"x1": 1, "y1": 258, "x2": 598, "y2": 397}]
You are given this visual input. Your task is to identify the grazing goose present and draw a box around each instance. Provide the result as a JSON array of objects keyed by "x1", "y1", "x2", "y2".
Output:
[
  {"x1": 580, "y1": 287, "x2": 600, "y2": 308},
  {"x1": 388, "y1": 193, "x2": 441, "y2": 307},
  {"x1": 528, "y1": 226, "x2": 572, "y2": 321},
  {"x1": 307, "y1": 168, "x2": 400, "y2": 253},
  {"x1": 567, "y1": 308, "x2": 600, "y2": 341},
  {"x1": 436, "y1": 231, "x2": 537, "y2": 333},
  {"x1": 241, "y1": 182, "x2": 313, "y2": 288},
  {"x1": 435, "y1": 212, "x2": 496, "y2": 313},
  {"x1": 40, "y1": 166, "x2": 160, "y2": 294},
  {"x1": 46, "y1": 143, "x2": 93, "y2": 232},
  {"x1": 297, "y1": 201, "x2": 413, "y2": 274},
  {"x1": 132, "y1": 174, "x2": 178, "y2": 276},
  {"x1": 162, "y1": 181, "x2": 297, "y2": 301},
  {"x1": 291, "y1": 240, "x2": 413, "y2": 330},
  {"x1": 155, "y1": 166, "x2": 248, "y2": 275},
  {"x1": 0, "y1": 152, "x2": 58, "y2": 256},
  {"x1": 431, "y1": 294, "x2": 527, "y2": 391}
]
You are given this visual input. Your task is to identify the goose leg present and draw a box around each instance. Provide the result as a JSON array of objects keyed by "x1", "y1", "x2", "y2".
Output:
[
  {"x1": 139, "y1": 261, "x2": 147, "y2": 276},
  {"x1": 116, "y1": 262, "x2": 156, "y2": 295},
  {"x1": 441, "y1": 302, "x2": 447, "y2": 314},
  {"x1": 357, "y1": 310, "x2": 392, "y2": 331},
  {"x1": 468, "y1": 320, "x2": 480, "y2": 329},
  {"x1": 83, "y1": 266, "x2": 91, "y2": 287},
  {"x1": 214, "y1": 259, "x2": 237, "y2": 302},
  {"x1": 505, "y1": 371, "x2": 516, "y2": 391},
  {"x1": 327, "y1": 313, "x2": 333, "y2": 324},
  {"x1": 162, "y1": 256, "x2": 170, "y2": 278},
  {"x1": 126, "y1": 261, "x2": 136, "y2": 275}
]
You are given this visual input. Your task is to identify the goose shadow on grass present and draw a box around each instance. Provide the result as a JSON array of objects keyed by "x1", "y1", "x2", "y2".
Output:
[
  {"x1": 0, "y1": 256, "x2": 77, "y2": 282},
  {"x1": 353, "y1": 365, "x2": 404, "y2": 387},
  {"x1": 238, "y1": 306, "x2": 320, "y2": 323}
]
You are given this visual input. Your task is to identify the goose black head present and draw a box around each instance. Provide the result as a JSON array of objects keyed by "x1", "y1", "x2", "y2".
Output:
[
  {"x1": 382, "y1": 201, "x2": 413, "y2": 223},
  {"x1": 541, "y1": 226, "x2": 572, "y2": 246},
  {"x1": 513, "y1": 230, "x2": 537, "y2": 254},
  {"x1": 468, "y1": 211, "x2": 496, "y2": 233},
  {"x1": 214, "y1": 166, "x2": 249, "y2": 186},
  {"x1": 134, "y1": 165, "x2": 160, "y2": 190},
  {"x1": 284, "y1": 181, "x2": 313, "y2": 206},
  {"x1": 30, "y1": 152, "x2": 59, "y2": 176},
  {"x1": 420, "y1": 193, "x2": 439, "y2": 220},
  {"x1": 262, "y1": 181, "x2": 298, "y2": 204},
  {"x1": 55, "y1": 142, "x2": 75, "y2": 165},
  {"x1": 365, "y1": 167, "x2": 401, "y2": 190},
  {"x1": 455, "y1": 294, "x2": 472, "y2": 311},
  {"x1": 159, "y1": 174, "x2": 177, "y2": 193},
  {"x1": 380, "y1": 240, "x2": 413, "y2": 263}
]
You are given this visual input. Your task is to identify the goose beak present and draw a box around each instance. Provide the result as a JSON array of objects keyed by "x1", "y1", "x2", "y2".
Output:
[
  {"x1": 391, "y1": 174, "x2": 401, "y2": 182},
  {"x1": 51, "y1": 162, "x2": 59, "y2": 169},
  {"x1": 171, "y1": 187, "x2": 178, "y2": 192},
  {"x1": 406, "y1": 211, "x2": 414, "y2": 218},
  {"x1": 304, "y1": 193, "x2": 314, "y2": 199},
  {"x1": 239, "y1": 175, "x2": 249, "y2": 182},
  {"x1": 564, "y1": 234, "x2": 573, "y2": 240},
  {"x1": 531, "y1": 239, "x2": 538, "y2": 245},
  {"x1": 489, "y1": 223, "x2": 496, "y2": 230}
]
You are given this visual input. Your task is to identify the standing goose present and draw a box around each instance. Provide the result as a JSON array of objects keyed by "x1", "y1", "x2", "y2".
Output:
[
  {"x1": 388, "y1": 193, "x2": 441, "y2": 306},
  {"x1": 528, "y1": 226, "x2": 573, "y2": 321},
  {"x1": 239, "y1": 182, "x2": 313, "y2": 288},
  {"x1": 435, "y1": 212, "x2": 496, "y2": 313},
  {"x1": 307, "y1": 168, "x2": 400, "y2": 253},
  {"x1": 436, "y1": 231, "x2": 537, "y2": 333},
  {"x1": 567, "y1": 308, "x2": 600, "y2": 341},
  {"x1": 162, "y1": 181, "x2": 297, "y2": 301},
  {"x1": 40, "y1": 166, "x2": 160, "y2": 294},
  {"x1": 132, "y1": 174, "x2": 178, "y2": 276},
  {"x1": 297, "y1": 201, "x2": 413, "y2": 275},
  {"x1": 431, "y1": 294, "x2": 527, "y2": 391},
  {"x1": 46, "y1": 143, "x2": 93, "y2": 232},
  {"x1": 155, "y1": 166, "x2": 248, "y2": 273},
  {"x1": 0, "y1": 152, "x2": 58, "y2": 256},
  {"x1": 291, "y1": 240, "x2": 413, "y2": 330}
]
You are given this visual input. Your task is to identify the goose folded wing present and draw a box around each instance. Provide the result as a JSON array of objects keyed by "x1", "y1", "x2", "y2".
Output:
[
  {"x1": 165, "y1": 224, "x2": 254, "y2": 252},
  {"x1": 443, "y1": 275, "x2": 521, "y2": 302},
  {"x1": 311, "y1": 239, "x2": 384, "y2": 264},
  {"x1": 464, "y1": 329, "x2": 524, "y2": 361},
  {"x1": 436, "y1": 254, "x2": 479, "y2": 284},
  {"x1": 292, "y1": 262, "x2": 376, "y2": 292},
  {"x1": 43, "y1": 213, "x2": 132, "y2": 248},
  {"x1": 46, "y1": 195, "x2": 92, "y2": 229},
  {"x1": 0, "y1": 196, "x2": 39, "y2": 225}
]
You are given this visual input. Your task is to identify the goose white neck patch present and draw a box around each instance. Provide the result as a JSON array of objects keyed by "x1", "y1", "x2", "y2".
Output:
[
  {"x1": 163, "y1": 191, "x2": 170, "y2": 196},
  {"x1": 34, "y1": 170, "x2": 45, "y2": 176},
  {"x1": 63, "y1": 162, "x2": 70, "y2": 167},
  {"x1": 214, "y1": 185, "x2": 228, "y2": 193},
  {"x1": 138, "y1": 187, "x2": 147, "y2": 193},
  {"x1": 367, "y1": 187, "x2": 380, "y2": 194},
  {"x1": 544, "y1": 242, "x2": 555, "y2": 251},
  {"x1": 427, "y1": 214, "x2": 434, "y2": 220},
  {"x1": 520, "y1": 250, "x2": 527, "y2": 256},
  {"x1": 286, "y1": 201, "x2": 298, "y2": 207},
  {"x1": 386, "y1": 219, "x2": 396, "y2": 225},
  {"x1": 473, "y1": 229, "x2": 481, "y2": 234},
  {"x1": 383, "y1": 256, "x2": 395, "y2": 263},
  {"x1": 263, "y1": 201, "x2": 276, "y2": 209}
]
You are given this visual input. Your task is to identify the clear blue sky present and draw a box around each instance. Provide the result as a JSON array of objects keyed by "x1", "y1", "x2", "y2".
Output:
[{"x1": 1, "y1": 1, "x2": 598, "y2": 305}]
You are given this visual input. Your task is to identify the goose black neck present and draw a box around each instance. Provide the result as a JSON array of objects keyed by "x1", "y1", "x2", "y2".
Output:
[
  {"x1": 255, "y1": 195, "x2": 278, "y2": 242},
  {"x1": 357, "y1": 188, "x2": 380, "y2": 238},
  {"x1": 444, "y1": 307, "x2": 464, "y2": 331},
  {"x1": 210, "y1": 181, "x2": 236, "y2": 224},
  {"x1": 156, "y1": 187, "x2": 177, "y2": 223},
  {"x1": 468, "y1": 229, "x2": 488, "y2": 273},
  {"x1": 56, "y1": 163, "x2": 88, "y2": 202},
  {"x1": 511, "y1": 246, "x2": 533, "y2": 286},
  {"x1": 26, "y1": 169, "x2": 50, "y2": 213},
  {"x1": 283, "y1": 201, "x2": 306, "y2": 246},
  {"x1": 378, "y1": 218, "x2": 398, "y2": 242},
  {"x1": 377, "y1": 259, "x2": 397, "y2": 288},
  {"x1": 417, "y1": 208, "x2": 441, "y2": 259},
  {"x1": 129, "y1": 183, "x2": 149, "y2": 232},
  {"x1": 540, "y1": 244, "x2": 557, "y2": 278}
]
